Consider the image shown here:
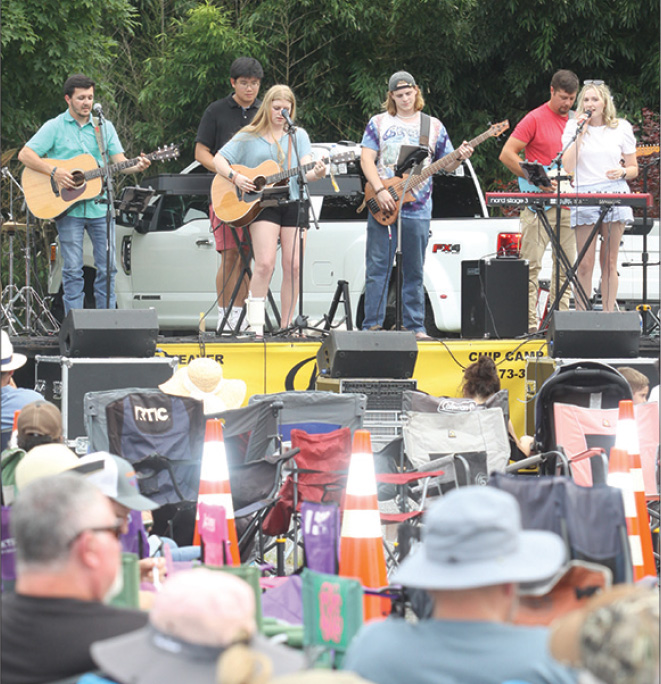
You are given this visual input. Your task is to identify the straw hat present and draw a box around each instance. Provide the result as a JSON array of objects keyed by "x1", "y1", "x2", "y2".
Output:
[{"x1": 159, "y1": 358, "x2": 246, "y2": 414}]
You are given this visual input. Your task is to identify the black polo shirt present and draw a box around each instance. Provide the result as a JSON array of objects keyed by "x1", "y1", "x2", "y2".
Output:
[{"x1": 195, "y1": 94, "x2": 261, "y2": 155}]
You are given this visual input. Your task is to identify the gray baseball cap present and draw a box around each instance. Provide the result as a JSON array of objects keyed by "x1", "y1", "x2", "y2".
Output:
[{"x1": 389, "y1": 71, "x2": 416, "y2": 92}]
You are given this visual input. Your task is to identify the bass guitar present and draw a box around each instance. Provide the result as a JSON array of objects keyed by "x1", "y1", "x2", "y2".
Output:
[
  {"x1": 22, "y1": 144, "x2": 180, "y2": 220},
  {"x1": 364, "y1": 121, "x2": 509, "y2": 226},
  {"x1": 211, "y1": 151, "x2": 356, "y2": 227}
]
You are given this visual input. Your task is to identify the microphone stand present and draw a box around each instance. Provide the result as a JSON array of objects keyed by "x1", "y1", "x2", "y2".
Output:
[
  {"x1": 94, "y1": 109, "x2": 116, "y2": 310},
  {"x1": 278, "y1": 118, "x2": 321, "y2": 338}
]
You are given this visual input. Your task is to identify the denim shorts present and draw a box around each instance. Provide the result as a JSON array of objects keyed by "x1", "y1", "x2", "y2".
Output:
[{"x1": 570, "y1": 179, "x2": 634, "y2": 227}]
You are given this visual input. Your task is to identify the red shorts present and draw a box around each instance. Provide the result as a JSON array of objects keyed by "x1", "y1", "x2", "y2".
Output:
[{"x1": 209, "y1": 204, "x2": 249, "y2": 252}]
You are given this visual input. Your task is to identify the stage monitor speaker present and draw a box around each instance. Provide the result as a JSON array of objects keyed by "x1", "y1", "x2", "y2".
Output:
[
  {"x1": 547, "y1": 311, "x2": 641, "y2": 359},
  {"x1": 461, "y1": 258, "x2": 528, "y2": 338},
  {"x1": 317, "y1": 330, "x2": 418, "y2": 379},
  {"x1": 59, "y1": 309, "x2": 159, "y2": 358}
]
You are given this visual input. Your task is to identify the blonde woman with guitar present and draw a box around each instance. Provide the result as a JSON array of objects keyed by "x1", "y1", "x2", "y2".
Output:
[{"x1": 213, "y1": 85, "x2": 326, "y2": 334}]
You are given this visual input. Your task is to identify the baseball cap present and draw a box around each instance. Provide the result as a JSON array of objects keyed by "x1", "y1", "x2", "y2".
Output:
[
  {"x1": 15, "y1": 443, "x2": 79, "y2": 491},
  {"x1": 74, "y1": 452, "x2": 159, "y2": 511},
  {"x1": 92, "y1": 569, "x2": 305, "y2": 684},
  {"x1": 388, "y1": 71, "x2": 416, "y2": 92},
  {"x1": 17, "y1": 401, "x2": 63, "y2": 440}
]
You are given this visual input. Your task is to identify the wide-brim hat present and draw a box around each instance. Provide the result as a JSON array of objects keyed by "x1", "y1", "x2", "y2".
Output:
[
  {"x1": 393, "y1": 486, "x2": 566, "y2": 590},
  {"x1": 92, "y1": 569, "x2": 306, "y2": 684},
  {"x1": 159, "y1": 358, "x2": 246, "y2": 414},
  {"x1": 1, "y1": 330, "x2": 27, "y2": 372},
  {"x1": 74, "y1": 452, "x2": 159, "y2": 511},
  {"x1": 549, "y1": 585, "x2": 659, "y2": 684}
]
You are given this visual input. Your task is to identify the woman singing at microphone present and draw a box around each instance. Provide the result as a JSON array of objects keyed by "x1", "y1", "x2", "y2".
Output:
[
  {"x1": 214, "y1": 85, "x2": 326, "y2": 333},
  {"x1": 561, "y1": 81, "x2": 638, "y2": 312}
]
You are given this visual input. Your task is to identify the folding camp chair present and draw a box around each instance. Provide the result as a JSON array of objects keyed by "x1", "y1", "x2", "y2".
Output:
[
  {"x1": 534, "y1": 361, "x2": 633, "y2": 474},
  {"x1": 489, "y1": 471, "x2": 633, "y2": 583}
]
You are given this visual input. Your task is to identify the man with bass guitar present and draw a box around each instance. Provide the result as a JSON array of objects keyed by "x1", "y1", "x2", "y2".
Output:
[
  {"x1": 18, "y1": 74, "x2": 151, "y2": 315},
  {"x1": 499, "y1": 69, "x2": 579, "y2": 333},
  {"x1": 360, "y1": 71, "x2": 473, "y2": 341}
]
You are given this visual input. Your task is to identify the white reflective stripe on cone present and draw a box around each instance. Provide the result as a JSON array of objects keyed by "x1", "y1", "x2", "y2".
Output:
[
  {"x1": 341, "y1": 509, "x2": 382, "y2": 538},
  {"x1": 200, "y1": 445, "x2": 229, "y2": 481},
  {"x1": 628, "y1": 535, "x2": 643, "y2": 566},
  {"x1": 346, "y1": 453, "x2": 377, "y2": 496},
  {"x1": 630, "y1": 467, "x2": 645, "y2": 492}
]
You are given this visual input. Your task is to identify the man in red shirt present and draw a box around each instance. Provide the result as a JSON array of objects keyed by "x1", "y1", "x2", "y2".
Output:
[{"x1": 499, "y1": 70, "x2": 579, "y2": 333}]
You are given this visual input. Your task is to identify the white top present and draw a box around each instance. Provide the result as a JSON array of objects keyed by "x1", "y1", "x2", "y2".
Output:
[{"x1": 561, "y1": 119, "x2": 636, "y2": 187}]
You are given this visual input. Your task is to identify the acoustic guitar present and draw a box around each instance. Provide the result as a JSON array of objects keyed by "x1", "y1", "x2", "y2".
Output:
[
  {"x1": 211, "y1": 151, "x2": 356, "y2": 227},
  {"x1": 364, "y1": 121, "x2": 509, "y2": 226},
  {"x1": 22, "y1": 144, "x2": 179, "y2": 219}
]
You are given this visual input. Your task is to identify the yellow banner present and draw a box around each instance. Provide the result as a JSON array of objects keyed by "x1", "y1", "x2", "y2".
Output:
[{"x1": 157, "y1": 338, "x2": 548, "y2": 437}]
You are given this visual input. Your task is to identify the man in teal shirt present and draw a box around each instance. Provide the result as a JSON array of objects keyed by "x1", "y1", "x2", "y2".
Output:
[{"x1": 18, "y1": 74, "x2": 150, "y2": 314}]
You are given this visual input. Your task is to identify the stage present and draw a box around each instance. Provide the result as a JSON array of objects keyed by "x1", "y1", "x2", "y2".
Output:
[{"x1": 10, "y1": 331, "x2": 659, "y2": 441}]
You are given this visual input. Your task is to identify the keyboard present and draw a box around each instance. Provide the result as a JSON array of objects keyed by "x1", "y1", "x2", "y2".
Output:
[{"x1": 485, "y1": 192, "x2": 653, "y2": 208}]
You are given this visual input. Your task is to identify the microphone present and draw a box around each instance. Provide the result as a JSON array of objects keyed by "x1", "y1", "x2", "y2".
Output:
[
  {"x1": 92, "y1": 103, "x2": 104, "y2": 118},
  {"x1": 281, "y1": 109, "x2": 296, "y2": 130},
  {"x1": 576, "y1": 110, "x2": 592, "y2": 133}
]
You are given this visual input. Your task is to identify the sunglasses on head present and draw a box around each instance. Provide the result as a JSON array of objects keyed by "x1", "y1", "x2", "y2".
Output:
[{"x1": 583, "y1": 80, "x2": 605, "y2": 86}]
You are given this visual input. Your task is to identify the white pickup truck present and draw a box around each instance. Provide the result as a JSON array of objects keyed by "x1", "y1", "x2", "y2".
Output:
[{"x1": 48, "y1": 143, "x2": 658, "y2": 335}]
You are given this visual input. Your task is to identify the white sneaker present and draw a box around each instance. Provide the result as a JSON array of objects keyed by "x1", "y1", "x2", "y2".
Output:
[{"x1": 228, "y1": 307, "x2": 248, "y2": 332}]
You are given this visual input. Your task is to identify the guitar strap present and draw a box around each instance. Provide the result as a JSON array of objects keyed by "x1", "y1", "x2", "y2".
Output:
[
  {"x1": 91, "y1": 116, "x2": 107, "y2": 168},
  {"x1": 412, "y1": 112, "x2": 431, "y2": 175}
]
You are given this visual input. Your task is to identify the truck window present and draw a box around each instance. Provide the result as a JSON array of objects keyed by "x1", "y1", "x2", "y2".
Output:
[{"x1": 431, "y1": 172, "x2": 483, "y2": 219}]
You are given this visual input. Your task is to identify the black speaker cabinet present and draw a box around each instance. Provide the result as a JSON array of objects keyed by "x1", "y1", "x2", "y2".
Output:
[
  {"x1": 316, "y1": 330, "x2": 418, "y2": 379},
  {"x1": 59, "y1": 309, "x2": 159, "y2": 358},
  {"x1": 461, "y1": 258, "x2": 528, "y2": 338},
  {"x1": 547, "y1": 311, "x2": 641, "y2": 358}
]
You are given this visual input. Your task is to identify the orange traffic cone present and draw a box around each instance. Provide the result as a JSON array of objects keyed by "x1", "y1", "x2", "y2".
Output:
[
  {"x1": 193, "y1": 418, "x2": 240, "y2": 564},
  {"x1": 615, "y1": 400, "x2": 656, "y2": 579},
  {"x1": 339, "y1": 429, "x2": 389, "y2": 621},
  {"x1": 607, "y1": 447, "x2": 644, "y2": 580},
  {"x1": 8, "y1": 410, "x2": 20, "y2": 449}
]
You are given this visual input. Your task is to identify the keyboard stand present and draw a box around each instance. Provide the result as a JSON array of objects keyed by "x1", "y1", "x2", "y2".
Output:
[
  {"x1": 217, "y1": 224, "x2": 281, "y2": 335},
  {"x1": 535, "y1": 203, "x2": 612, "y2": 332}
]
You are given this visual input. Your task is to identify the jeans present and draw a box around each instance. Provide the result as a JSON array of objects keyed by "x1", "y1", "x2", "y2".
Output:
[
  {"x1": 56, "y1": 215, "x2": 116, "y2": 314},
  {"x1": 362, "y1": 213, "x2": 429, "y2": 333}
]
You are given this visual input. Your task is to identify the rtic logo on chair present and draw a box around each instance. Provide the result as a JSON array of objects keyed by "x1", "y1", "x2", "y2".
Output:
[{"x1": 133, "y1": 406, "x2": 170, "y2": 423}]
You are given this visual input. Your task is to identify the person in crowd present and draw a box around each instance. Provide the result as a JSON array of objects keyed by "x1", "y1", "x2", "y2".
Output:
[
  {"x1": 617, "y1": 366, "x2": 649, "y2": 404},
  {"x1": 1, "y1": 400, "x2": 63, "y2": 504},
  {"x1": 561, "y1": 81, "x2": 638, "y2": 312},
  {"x1": 90, "y1": 568, "x2": 305, "y2": 683},
  {"x1": 499, "y1": 70, "x2": 580, "y2": 333},
  {"x1": 343, "y1": 486, "x2": 575, "y2": 684},
  {"x1": 360, "y1": 71, "x2": 473, "y2": 341},
  {"x1": 17, "y1": 74, "x2": 150, "y2": 314},
  {"x1": 462, "y1": 354, "x2": 533, "y2": 459},
  {"x1": 549, "y1": 584, "x2": 659, "y2": 684},
  {"x1": 195, "y1": 57, "x2": 264, "y2": 334},
  {"x1": 1, "y1": 330, "x2": 43, "y2": 434},
  {"x1": 1, "y1": 474, "x2": 148, "y2": 684},
  {"x1": 214, "y1": 85, "x2": 326, "y2": 334}
]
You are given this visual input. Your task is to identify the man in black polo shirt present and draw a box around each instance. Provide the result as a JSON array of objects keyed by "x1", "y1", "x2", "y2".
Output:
[{"x1": 195, "y1": 57, "x2": 263, "y2": 334}]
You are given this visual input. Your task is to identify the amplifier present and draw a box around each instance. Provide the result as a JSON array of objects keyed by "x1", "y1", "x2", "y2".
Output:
[
  {"x1": 34, "y1": 355, "x2": 178, "y2": 443},
  {"x1": 315, "y1": 377, "x2": 417, "y2": 411}
]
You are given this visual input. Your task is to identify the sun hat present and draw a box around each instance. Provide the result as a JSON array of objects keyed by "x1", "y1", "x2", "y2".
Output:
[
  {"x1": 91, "y1": 569, "x2": 305, "y2": 684},
  {"x1": 549, "y1": 585, "x2": 659, "y2": 684},
  {"x1": 15, "y1": 443, "x2": 79, "y2": 491},
  {"x1": 74, "y1": 452, "x2": 159, "y2": 511},
  {"x1": 1, "y1": 330, "x2": 27, "y2": 372},
  {"x1": 17, "y1": 401, "x2": 63, "y2": 440},
  {"x1": 388, "y1": 71, "x2": 416, "y2": 92},
  {"x1": 392, "y1": 486, "x2": 566, "y2": 590},
  {"x1": 158, "y1": 358, "x2": 246, "y2": 414}
]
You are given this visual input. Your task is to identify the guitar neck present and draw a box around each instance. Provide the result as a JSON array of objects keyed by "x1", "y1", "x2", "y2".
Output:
[
  {"x1": 265, "y1": 159, "x2": 321, "y2": 185},
  {"x1": 405, "y1": 129, "x2": 495, "y2": 190},
  {"x1": 84, "y1": 153, "x2": 154, "y2": 182}
]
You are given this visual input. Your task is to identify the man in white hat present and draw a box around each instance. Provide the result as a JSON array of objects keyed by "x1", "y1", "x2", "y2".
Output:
[
  {"x1": 343, "y1": 486, "x2": 576, "y2": 684},
  {"x1": 1, "y1": 330, "x2": 43, "y2": 432}
]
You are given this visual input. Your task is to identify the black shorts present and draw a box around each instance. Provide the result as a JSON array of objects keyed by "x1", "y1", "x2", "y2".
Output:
[{"x1": 257, "y1": 200, "x2": 309, "y2": 229}]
